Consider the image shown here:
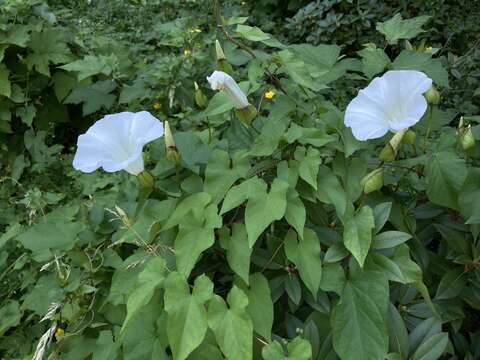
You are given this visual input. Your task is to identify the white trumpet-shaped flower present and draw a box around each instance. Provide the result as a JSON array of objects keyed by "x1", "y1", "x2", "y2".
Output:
[
  {"x1": 73, "y1": 111, "x2": 164, "y2": 175},
  {"x1": 345, "y1": 70, "x2": 432, "y2": 141},
  {"x1": 207, "y1": 70, "x2": 249, "y2": 109}
]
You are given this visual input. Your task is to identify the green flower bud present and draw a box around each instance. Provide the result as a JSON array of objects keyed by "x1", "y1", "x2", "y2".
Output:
[
  {"x1": 164, "y1": 121, "x2": 181, "y2": 164},
  {"x1": 379, "y1": 129, "x2": 407, "y2": 162},
  {"x1": 215, "y1": 40, "x2": 233, "y2": 74},
  {"x1": 402, "y1": 130, "x2": 416, "y2": 145},
  {"x1": 458, "y1": 119, "x2": 476, "y2": 151},
  {"x1": 194, "y1": 81, "x2": 207, "y2": 108},
  {"x1": 234, "y1": 104, "x2": 257, "y2": 126},
  {"x1": 361, "y1": 167, "x2": 384, "y2": 194},
  {"x1": 425, "y1": 86, "x2": 440, "y2": 105},
  {"x1": 137, "y1": 171, "x2": 154, "y2": 188},
  {"x1": 215, "y1": 40, "x2": 226, "y2": 60}
]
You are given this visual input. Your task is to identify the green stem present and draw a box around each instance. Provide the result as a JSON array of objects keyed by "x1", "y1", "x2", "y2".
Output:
[{"x1": 423, "y1": 105, "x2": 434, "y2": 153}]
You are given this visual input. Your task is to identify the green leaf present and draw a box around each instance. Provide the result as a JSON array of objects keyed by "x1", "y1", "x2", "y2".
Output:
[
  {"x1": 458, "y1": 168, "x2": 480, "y2": 224},
  {"x1": 245, "y1": 178, "x2": 289, "y2": 247},
  {"x1": 0, "y1": 63, "x2": 11, "y2": 98},
  {"x1": 411, "y1": 333, "x2": 448, "y2": 360},
  {"x1": 92, "y1": 331, "x2": 119, "y2": 360},
  {"x1": 358, "y1": 46, "x2": 391, "y2": 78},
  {"x1": 287, "y1": 337, "x2": 312, "y2": 360},
  {"x1": 284, "y1": 274, "x2": 302, "y2": 304},
  {"x1": 208, "y1": 286, "x2": 253, "y2": 360},
  {"x1": 64, "y1": 80, "x2": 117, "y2": 115},
  {"x1": 376, "y1": 14, "x2": 431, "y2": 45},
  {"x1": 284, "y1": 229, "x2": 322, "y2": 297},
  {"x1": 373, "y1": 202, "x2": 392, "y2": 234},
  {"x1": 1, "y1": 25, "x2": 30, "y2": 47},
  {"x1": 343, "y1": 206, "x2": 375, "y2": 267},
  {"x1": 262, "y1": 341, "x2": 285, "y2": 360},
  {"x1": 16, "y1": 105, "x2": 36, "y2": 127},
  {"x1": 238, "y1": 273, "x2": 274, "y2": 341},
  {"x1": 164, "y1": 272, "x2": 214, "y2": 360},
  {"x1": 435, "y1": 268, "x2": 467, "y2": 300},
  {"x1": 296, "y1": 146, "x2": 321, "y2": 190},
  {"x1": 121, "y1": 257, "x2": 166, "y2": 334},
  {"x1": 219, "y1": 224, "x2": 251, "y2": 284},
  {"x1": 320, "y1": 262, "x2": 346, "y2": 295},
  {"x1": 285, "y1": 188, "x2": 306, "y2": 238},
  {"x1": 0, "y1": 301, "x2": 21, "y2": 336},
  {"x1": 332, "y1": 265, "x2": 389, "y2": 360},
  {"x1": 60, "y1": 54, "x2": 117, "y2": 81},
  {"x1": 425, "y1": 151, "x2": 468, "y2": 210},
  {"x1": 286, "y1": 123, "x2": 335, "y2": 147},
  {"x1": 277, "y1": 49, "x2": 322, "y2": 90},
  {"x1": 119, "y1": 80, "x2": 152, "y2": 104},
  {"x1": 236, "y1": 25, "x2": 284, "y2": 48},
  {"x1": 25, "y1": 29, "x2": 73, "y2": 76},
  {"x1": 203, "y1": 150, "x2": 250, "y2": 204},
  {"x1": 316, "y1": 165, "x2": 349, "y2": 217},
  {"x1": 52, "y1": 71, "x2": 77, "y2": 101},
  {"x1": 371, "y1": 231, "x2": 412, "y2": 249},
  {"x1": 392, "y1": 50, "x2": 448, "y2": 87},
  {"x1": 387, "y1": 303, "x2": 409, "y2": 358}
]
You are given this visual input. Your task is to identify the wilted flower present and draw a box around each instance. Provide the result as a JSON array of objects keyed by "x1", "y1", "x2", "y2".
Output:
[
  {"x1": 207, "y1": 70, "x2": 249, "y2": 109},
  {"x1": 73, "y1": 111, "x2": 164, "y2": 175},
  {"x1": 345, "y1": 70, "x2": 432, "y2": 141}
]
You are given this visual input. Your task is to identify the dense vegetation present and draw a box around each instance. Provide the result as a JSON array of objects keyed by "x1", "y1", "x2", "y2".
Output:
[{"x1": 0, "y1": 0, "x2": 479, "y2": 359}]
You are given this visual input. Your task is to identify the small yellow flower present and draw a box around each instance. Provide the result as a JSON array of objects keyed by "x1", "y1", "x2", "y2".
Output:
[
  {"x1": 264, "y1": 90, "x2": 275, "y2": 100},
  {"x1": 153, "y1": 102, "x2": 162, "y2": 110},
  {"x1": 189, "y1": 28, "x2": 202, "y2": 33},
  {"x1": 183, "y1": 49, "x2": 191, "y2": 56},
  {"x1": 55, "y1": 328, "x2": 65, "y2": 339}
]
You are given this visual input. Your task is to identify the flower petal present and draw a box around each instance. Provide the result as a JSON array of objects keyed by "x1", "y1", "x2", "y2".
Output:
[{"x1": 207, "y1": 70, "x2": 249, "y2": 109}]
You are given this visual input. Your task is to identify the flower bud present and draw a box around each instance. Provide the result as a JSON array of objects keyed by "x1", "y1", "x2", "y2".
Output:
[
  {"x1": 137, "y1": 171, "x2": 154, "y2": 189},
  {"x1": 234, "y1": 104, "x2": 257, "y2": 126},
  {"x1": 361, "y1": 167, "x2": 384, "y2": 194},
  {"x1": 425, "y1": 86, "x2": 440, "y2": 105},
  {"x1": 164, "y1": 121, "x2": 181, "y2": 164},
  {"x1": 215, "y1": 40, "x2": 233, "y2": 74},
  {"x1": 194, "y1": 81, "x2": 207, "y2": 108},
  {"x1": 379, "y1": 129, "x2": 407, "y2": 162},
  {"x1": 458, "y1": 118, "x2": 476, "y2": 151},
  {"x1": 402, "y1": 130, "x2": 416, "y2": 145}
]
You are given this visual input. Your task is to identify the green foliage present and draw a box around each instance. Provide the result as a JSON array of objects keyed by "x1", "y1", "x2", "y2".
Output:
[{"x1": 1, "y1": 1, "x2": 480, "y2": 360}]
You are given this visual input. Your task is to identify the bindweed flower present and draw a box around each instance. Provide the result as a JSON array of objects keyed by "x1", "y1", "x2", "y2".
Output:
[
  {"x1": 345, "y1": 70, "x2": 432, "y2": 141},
  {"x1": 73, "y1": 111, "x2": 164, "y2": 175},
  {"x1": 207, "y1": 70, "x2": 249, "y2": 109}
]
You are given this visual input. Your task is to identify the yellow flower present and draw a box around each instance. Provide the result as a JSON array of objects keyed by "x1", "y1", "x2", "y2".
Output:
[
  {"x1": 153, "y1": 102, "x2": 162, "y2": 110},
  {"x1": 55, "y1": 328, "x2": 65, "y2": 339},
  {"x1": 183, "y1": 49, "x2": 191, "y2": 56},
  {"x1": 189, "y1": 28, "x2": 202, "y2": 33},
  {"x1": 264, "y1": 90, "x2": 275, "y2": 100}
]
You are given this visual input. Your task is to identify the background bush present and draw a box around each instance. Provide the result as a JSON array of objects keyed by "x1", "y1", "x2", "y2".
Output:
[{"x1": 0, "y1": 0, "x2": 479, "y2": 359}]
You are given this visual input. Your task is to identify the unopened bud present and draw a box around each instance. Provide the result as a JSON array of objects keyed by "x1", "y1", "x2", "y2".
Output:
[
  {"x1": 234, "y1": 104, "x2": 257, "y2": 126},
  {"x1": 215, "y1": 40, "x2": 233, "y2": 74},
  {"x1": 137, "y1": 171, "x2": 154, "y2": 189},
  {"x1": 215, "y1": 40, "x2": 226, "y2": 60},
  {"x1": 425, "y1": 86, "x2": 440, "y2": 105},
  {"x1": 361, "y1": 167, "x2": 384, "y2": 194},
  {"x1": 194, "y1": 81, "x2": 207, "y2": 108},
  {"x1": 164, "y1": 121, "x2": 181, "y2": 164},
  {"x1": 379, "y1": 129, "x2": 407, "y2": 162},
  {"x1": 402, "y1": 130, "x2": 416, "y2": 145},
  {"x1": 458, "y1": 118, "x2": 476, "y2": 151}
]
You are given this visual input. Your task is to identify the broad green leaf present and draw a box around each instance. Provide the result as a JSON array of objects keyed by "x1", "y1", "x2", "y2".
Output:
[
  {"x1": 320, "y1": 262, "x2": 345, "y2": 295},
  {"x1": 236, "y1": 25, "x2": 284, "y2": 48},
  {"x1": 284, "y1": 229, "x2": 322, "y2": 297},
  {"x1": 287, "y1": 337, "x2": 312, "y2": 360},
  {"x1": 64, "y1": 80, "x2": 117, "y2": 115},
  {"x1": 370, "y1": 253, "x2": 408, "y2": 283},
  {"x1": 16, "y1": 105, "x2": 36, "y2": 126},
  {"x1": 92, "y1": 331, "x2": 119, "y2": 360},
  {"x1": 250, "y1": 116, "x2": 289, "y2": 156},
  {"x1": 376, "y1": 14, "x2": 431, "y2": 45},
  {"x1": 164, "y1": 193, "x2": 211, "y2": 229},
  {"x1": 408, "y1": 317, "x2": 442, "y2": 354},
  {"x1": 358, "y1": 46, "x2": 391, "y2": 78},
  {"x1": 387, "y1": 303, "x2": 409, "y2": 358},
  {"x1": 332, "y1": 265, "x2": 389, "y2": 360},
  {"x1": 164, "y1": 272, "x2": 214, "y2": 360},
  {"x1": 219, "y1": 224, "x2": 251, "y2": 284},
  {"x1": 238, "y1": 273, "x2": 274, "y2": 341},
  {"x1": 392, "y1": 50, "x2": 448, "y2": 87},
  {"x1": 25, "y1": 29, "x2": 73, "y2": 76},
  {"x1": 60, "y1": 54, "x2": 117, "y2": 81},
  {"x1": 343, "y1": 206, "x2": 375, "y2": 267},
  {"x1": 425, "y1": 151, "x2": 467, "y2": 210},
  {"x1": 458, "y1": 168, "x2": 480, "y2": 224},
  {"x1": 0, "y1": 63, "x2": 11, "y2": 98},
  {"x1": 203, "y1": 81, "x2": 250, "y2": 116},
  {"x1": 286, "y1": 123, "x2": 334, "y2": 147},
  {"x1": 392, "y1": 244, "x2": 422, "y2": 283},
  {"x1": 0, "y1": 301, "x2": 21, "y2": 336},
  {"x1": 1, "y1": 25, "x2": 30, "y2": 47},
  {"x1": 285, "y1": 188, "x2": 306, "y2": 238},
  {"x1": 262, "y1": 341, "x2": 284, "y2": 360},
  {"x1": 284, "y1": 274, "x2": 302, "y2": 305},
  {"x1": 411, "y1": 333, "x2": 448, "y2": 360},
  {"x1": 204, "y1": 150, "x2": 250, "y2": 204},
  {"x1": 373, "y1": 202, "x2": 392, "y2": 234},
  {"x1": 220, "y1": 177, "x2": 261, "y2": 215},
  {"x1": 208, "y1": 286, "x2": 253, "y2": 360},
  {"x1": 316, "y1": 165, "x2": 348, "y2": 217},
  {"x1": 296, "y1": 146, "x2": 321, "y2": 190},
  {"x1": 52, "y1": 71, "x2": 76, "y2": 101},
  {"x1": 277, "y1": 49, "x2": 321, "y2": 90},
  {"x1": 121, "y1": 257, "x2": 166, "y2": 334},
  {"x1": 119, "y1": 80, "x2": 152, "y2": 104},
  {"x1": 245, "y1": 178, "x2": 289, "y2": 247},
  {"x1": 371, "y1": 231, "x2": 412, "y2": 249}
]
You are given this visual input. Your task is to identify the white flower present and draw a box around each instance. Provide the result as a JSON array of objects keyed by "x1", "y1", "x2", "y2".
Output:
[
  {"x1": 206, "y1": 70, "x2": 249, "y2": 109},
  {"x1": 345, "y1": 70, "x2": 432, "y2": 141},
  {"x1": 73, "y1": 111, "x2": 164, "y2": 175}
]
